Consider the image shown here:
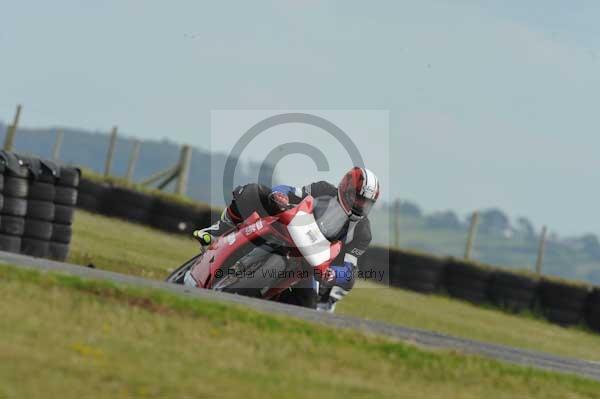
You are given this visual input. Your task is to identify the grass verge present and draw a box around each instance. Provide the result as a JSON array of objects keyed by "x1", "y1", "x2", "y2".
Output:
[
  {"x1": 68, "y1": 210, "x2": 198, "y2": 279},
  {"x1": 1, "y1": 264, "x2": 599, "y2": 399},
  {"x1": 68, "y1": 210, "x2": 600, "y2": 360},
  {"x1": 340, "y1": 281, "x2": 600, "y2": 360}
]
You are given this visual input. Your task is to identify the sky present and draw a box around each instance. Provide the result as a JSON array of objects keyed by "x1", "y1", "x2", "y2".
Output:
[{"x1": 1, "y1": 0, "x2": 600, "y2": 236}]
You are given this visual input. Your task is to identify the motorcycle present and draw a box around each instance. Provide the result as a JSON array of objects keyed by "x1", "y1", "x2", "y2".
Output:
[{"x1": 165, "y1": 195, "x2": 346, "y2": 308}]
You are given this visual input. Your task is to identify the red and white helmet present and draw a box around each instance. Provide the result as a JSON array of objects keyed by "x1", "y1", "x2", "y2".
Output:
[{"x1": 337, "y1": 167, "x2": 380, "y2": 219}]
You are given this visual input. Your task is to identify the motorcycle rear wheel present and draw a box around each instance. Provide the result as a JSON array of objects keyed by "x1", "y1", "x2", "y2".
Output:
[{"x1": 277, "y1": 278, "x2": 318, "y2": 309}]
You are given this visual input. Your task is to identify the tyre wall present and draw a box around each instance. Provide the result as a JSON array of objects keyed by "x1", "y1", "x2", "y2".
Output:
[
  {"x1": 76, "y1": 177, "x2": 216, "y2": 236},
  {"x1": 0, "y1": 152, "x2": 79, "y2": 261},
  {"x1": 359, "y1": 246, "x2": 597, "y2": 332}
]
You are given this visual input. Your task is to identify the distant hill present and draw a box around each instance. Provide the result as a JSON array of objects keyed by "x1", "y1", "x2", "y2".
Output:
[{"x1": 0, "y1": 122, "x2": 274, "y2": 207}]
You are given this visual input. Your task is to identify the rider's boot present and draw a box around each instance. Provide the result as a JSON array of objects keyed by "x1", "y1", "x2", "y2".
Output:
[
  {"x1": 316, "y1": 286, "x2": 348, "y2": 313},
  {"x1": 193, "y1": 209, "x2": 236, "y2": 247},
  {"x1": 316, "y1": 297, "x2": 338, "y2": 313}
]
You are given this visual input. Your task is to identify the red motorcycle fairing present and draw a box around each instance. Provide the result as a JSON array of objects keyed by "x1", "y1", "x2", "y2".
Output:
[{"x1": 188, "y1": 195, "x2": 341, "y2": 299}]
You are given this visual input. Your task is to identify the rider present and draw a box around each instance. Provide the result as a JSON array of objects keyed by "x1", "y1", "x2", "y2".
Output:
[{"x1": 193, "y1": 167, "x2": 380, "y2": 312}]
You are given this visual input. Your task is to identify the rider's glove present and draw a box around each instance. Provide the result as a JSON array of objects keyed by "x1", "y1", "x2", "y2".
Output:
[
  {"x1": 323, "y1": 267, "x2": 336, "y2": 283},
  {"x1": 268, "y1": 191, "x2": 290, "y2": 212},
  {"x1": 193, "y1": 230, "x2": 212, "y2": 247}
]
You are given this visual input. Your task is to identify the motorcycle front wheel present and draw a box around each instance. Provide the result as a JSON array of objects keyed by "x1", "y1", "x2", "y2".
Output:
[{"x1": 165, "y1": 254, "x2": 201, "y2": 284}]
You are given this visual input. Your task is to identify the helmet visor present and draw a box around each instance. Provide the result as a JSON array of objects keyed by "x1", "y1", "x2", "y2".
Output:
[
  {"x1": 352, "y1": 197, "x2": 375, "y2": 217},
  {"x1": 341, "y1": 187, "x2": 375, "y2": 217}
]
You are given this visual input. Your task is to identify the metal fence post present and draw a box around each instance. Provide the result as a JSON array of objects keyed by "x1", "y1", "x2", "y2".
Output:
[
  {"x1": 104, "y1": 126, "x2": 118, "y2": 177},
  {"x1": 535, "y1": 226, "x2": 548, "y2": 277},
  {"x1": 125, "y1": 140, "x2": 141, "y2": 182},
  {"x1": 3, "y1": 104, "x2": 22, "y2": 152},
  {"x1": 175, "y1": 145, "x2": 192, "y2": 195},
  {"x1": 464, "y1": 211, "x2": 479, "y2": 260},
  {"x1": 52, "y1": 130, "x2": 64, "y2": 161}
]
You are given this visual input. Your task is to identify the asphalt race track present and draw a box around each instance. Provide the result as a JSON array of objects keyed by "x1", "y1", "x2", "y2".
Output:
[{"x1": 2, "y1": 250, "x2": 600, "y2": 382}]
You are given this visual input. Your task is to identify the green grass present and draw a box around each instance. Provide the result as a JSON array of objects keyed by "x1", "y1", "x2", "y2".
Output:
[
  {"x1": 339, "y1": 281, "x2": 600, "y2": 360},
  {"x1": 66, "y1": 210, "x2": 600, "y2": 361},
  {"x1": 68, "y1": 210, "x2": 198, "y2": 279},
  {"x1": 1, "y1": 264, "x2": 599, "y2": 399}
]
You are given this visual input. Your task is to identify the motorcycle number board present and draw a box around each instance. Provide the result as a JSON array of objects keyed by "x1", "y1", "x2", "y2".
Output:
[{"x1": 286, "y1": 211, "x2": 331, "y2": 267}]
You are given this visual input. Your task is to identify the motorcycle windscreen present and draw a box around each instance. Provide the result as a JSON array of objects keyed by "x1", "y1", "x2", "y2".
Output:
[
  {"x1": 312, "y1": 196, "x2": 348, "y2": 241},
  {"x1": 286, "y1": 211, "x2": 333, "y2": 267}
]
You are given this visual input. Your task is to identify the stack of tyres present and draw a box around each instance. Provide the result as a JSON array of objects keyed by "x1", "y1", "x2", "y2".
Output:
[
  {"x1": 76, "y1": 177, "x2": 216, "y2": 236},
  {"x1": 358, "y1": 246, "x2": 391, "y2": 286},
  {"x1": 50, "y1": 166, "x2": 80, "y2": 261},
  {"x1": 102, "y1": 186, "x2": 153, "y2": 224},
  {"x1": 0, "y1": 156, "x2": 29, "y2": 253},
  {"x1": 150, "y1": 197, "x2": 212, "y2": 235},
  {"x1": 488, "y1": 270, "x2": 539, "y2": 313},
  {"x1": 21, "y1": 164, "x2": 56, "y2": 257},
  {"x1": 586, "y1": 288, "x2": 600, "y2": 333},
  {"x1": 77, "y1": 178, "x2": 108, "y2": 213},
  {"x1": 444, "y1": 258, "x2": 493, "y2": 304},
  {"x1": 538, "y1": 278, "x2": 590, "y2": 326},
  {"x1": 0, "y1": 161, "x2": 6, "y2": 249},
  {"x1": 390, "y1": 250, "x2": 446, "y2": 294}
]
